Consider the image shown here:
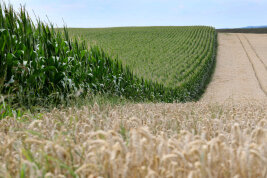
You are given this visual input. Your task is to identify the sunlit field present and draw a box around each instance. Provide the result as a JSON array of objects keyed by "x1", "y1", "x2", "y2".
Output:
[
  {"x1": 68, "y1": 27, "x2": 216, "y2": 88},
  {"x1": 1, "y1": 101, "x2": 267, "y2": 177},
  {"x1": 1, "y1": 2, "x2": 267, "y2": 178}
]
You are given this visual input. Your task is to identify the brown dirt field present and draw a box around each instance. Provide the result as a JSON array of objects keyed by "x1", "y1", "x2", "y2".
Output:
[{"x1": 201, "y1": 33, "x2": 267, "y2": 104}]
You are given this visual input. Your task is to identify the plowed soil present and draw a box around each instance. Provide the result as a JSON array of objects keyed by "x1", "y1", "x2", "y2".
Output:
[{"x1": 201, "y1": 33, "x2": 267, "y2": 103}]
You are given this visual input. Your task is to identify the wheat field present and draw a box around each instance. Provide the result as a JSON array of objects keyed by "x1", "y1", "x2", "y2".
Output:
[{"x1": 1, "y1": 101, "x2": 267, "y2": 178}]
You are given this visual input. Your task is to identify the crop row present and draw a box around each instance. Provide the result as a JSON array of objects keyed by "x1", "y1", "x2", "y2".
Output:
[
  {"x1": 68, "y1": 26, "x2": 216, "y2": 88},
  {"x1": 0, "y1": 3, "x2": 216, "y2": 109}
]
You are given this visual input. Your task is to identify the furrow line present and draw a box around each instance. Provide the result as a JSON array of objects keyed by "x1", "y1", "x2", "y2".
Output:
[
  {"x1": 236, "y1": 34, "x2": 267, "y2": 97},
  {"x1": 243, "y1": 34, "x2": 267, "y2": 72}
]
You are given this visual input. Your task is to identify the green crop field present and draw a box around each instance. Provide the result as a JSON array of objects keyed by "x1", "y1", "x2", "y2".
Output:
[
  {"x1": 68, "y1": 27, "x2": 216, "y2": 88},
  {"x1": 0, "y1": 3, "x2": 216, "y2": 116}
]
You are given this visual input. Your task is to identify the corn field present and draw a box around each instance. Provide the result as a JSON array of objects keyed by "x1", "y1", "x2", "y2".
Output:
[
  {"x1": 1, "y1": 101, "x2": 267, "y2": 177},
  {"x1": 0, "y1": 3, "x2": 217, "y2": 111},
  {"x1": 67, "y1": 26, "x2": 216, "y2": 88}
]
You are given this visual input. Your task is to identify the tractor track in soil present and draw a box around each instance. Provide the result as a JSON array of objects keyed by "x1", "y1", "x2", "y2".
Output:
[{"x1": 201, "y1": 33, "x2": 267, "y2": 103}]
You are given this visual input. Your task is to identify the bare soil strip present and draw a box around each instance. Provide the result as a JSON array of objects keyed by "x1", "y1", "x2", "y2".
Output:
[
  {"x1": 201, "y1": 33, "x2": 267, "y2": 103},
  {"x1": 243, "y1": 35, "x2": 267, "y2": 71},
  {"x1": 246, "y1": 34, "x2": 267, "y2": 67},
  {"x1": 237, "y1": 34, "x2": 267, "y2": 96}
]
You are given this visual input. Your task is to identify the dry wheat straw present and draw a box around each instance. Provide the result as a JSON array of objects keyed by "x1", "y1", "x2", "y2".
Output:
[{"x1": 0, "y1": 101, "x2": 267, "y2": 177}]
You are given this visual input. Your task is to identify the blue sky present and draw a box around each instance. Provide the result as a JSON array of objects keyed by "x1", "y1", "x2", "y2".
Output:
[{"x1": 6, "y1": 0, "x2": 267, "y2": 28}]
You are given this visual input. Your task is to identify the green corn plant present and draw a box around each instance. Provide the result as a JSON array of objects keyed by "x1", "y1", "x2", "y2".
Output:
[
  {"x1": 0, "y1": 2, "x2": 217, "y2": 111},
  {"x1": 0, "y1": 95, "x2": 23, "y2": 119}
]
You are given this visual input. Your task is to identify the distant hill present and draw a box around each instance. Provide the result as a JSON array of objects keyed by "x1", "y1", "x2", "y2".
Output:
[
  {"x1": 242, "y1": 25, "x2": 267, "y2": 29},
  {"x1": 217, "y1": 27, "x2": 267, "y2": 34}
]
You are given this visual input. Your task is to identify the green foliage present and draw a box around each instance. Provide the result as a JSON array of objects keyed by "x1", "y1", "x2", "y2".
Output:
[
  {"x1": 67, "y1": 27, "x2": 216, "y2": 88},
  {"x1": 0, "y1": 3, "x2": 217, "y2": 110},
  {"x1": 0, "y1": 96, "x2": 23, "y2": 119}
]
